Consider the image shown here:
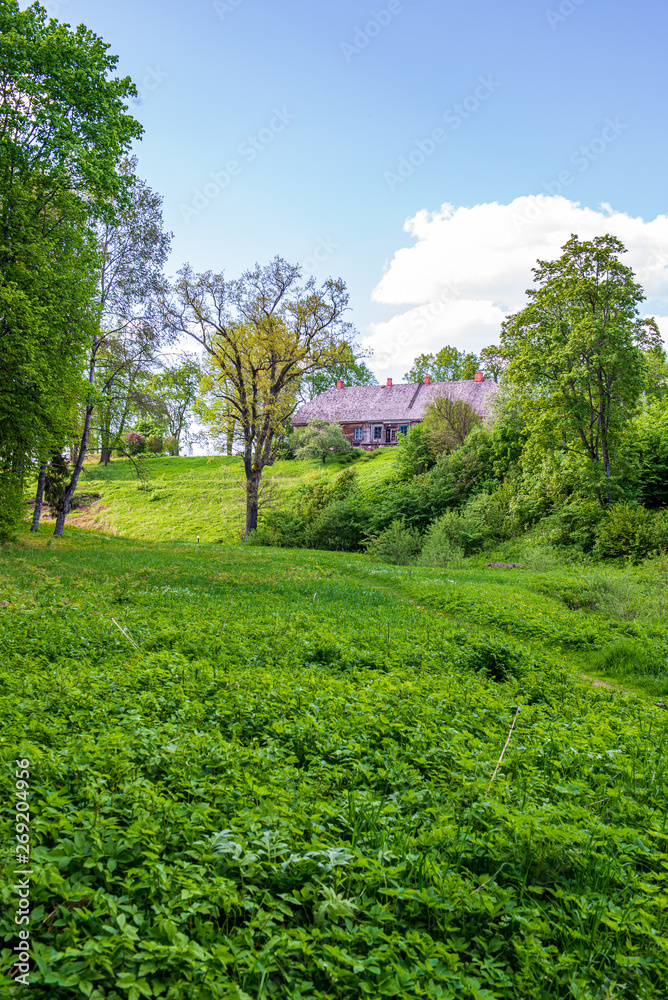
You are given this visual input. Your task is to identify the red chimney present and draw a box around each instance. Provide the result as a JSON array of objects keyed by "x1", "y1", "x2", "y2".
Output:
[
  {"x1": 424, "y1": 376, "x2": 431, "y2": 385},
  {"x1": 336, "y1": 379, "x2": 344, "y2": 390},
  {"x1": 474, "y1": 371, "x2": 483, "y2": 383},
  {"x1": 386, "y1": 378, "x2": 392, "y2": 387}
]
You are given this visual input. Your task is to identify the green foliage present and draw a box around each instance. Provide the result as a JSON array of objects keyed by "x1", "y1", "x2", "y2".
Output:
[
  {"x1": 420, "y1": 492, "x2": 508, "y2": 560},
  {"x1": 395, "y1": 422, "x2": 435, "y2": 478},
  {"x1": 501, "y1": 234, "x2": 661, "y2": 493},
  {"x1": 293, "y1": 419, "x2": 352, "y2": 464},
  {"x1": 0, "y1": 1, "x2": 141, "y2": 533},
  {"x1": 404, "y1": 345, "x2": 479, "y2": 382},
  {"x1": 1, "y1": 533, "x2": 668, "y2": 997},
  {"x1": 363, "y1": 518, "x2": 423, "y2": 564},
  {"x1": 595, "y1": 502, "x2": 668, "y2": 561},
  {"x1": 299, "y1": 344, "x2": 377, "y2": 399},
  {"x1": 622, "y1": 396, "x2": 668, "y2": 507}
]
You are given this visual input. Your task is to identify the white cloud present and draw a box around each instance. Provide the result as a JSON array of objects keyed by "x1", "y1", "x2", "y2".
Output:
[{"x1": 366, "y1": 196, "x2": 668, "y2": 379}]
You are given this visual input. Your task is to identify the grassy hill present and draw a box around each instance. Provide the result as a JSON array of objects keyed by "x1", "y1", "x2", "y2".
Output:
[
  {"x1": 58, "y1": 450, "x2": 400, "y2": 543},
  {"x1": 1, "y1": 524, "x2": 668, "y2": 997}
]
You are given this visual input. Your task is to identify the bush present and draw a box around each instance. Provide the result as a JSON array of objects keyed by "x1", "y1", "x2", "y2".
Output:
[
  {"x1": 419, "y1": 492, "x2": 507, "y2": 560},
  {"x1": 363, "y1": 519, "x2": 422, "y2": 564},
  {"x1": 595, "y1": 502, "x2": 655, "y2": 560},
  {"x1": 540, "y1": 498, "x2": 603, "y2": 553},
  {"x1": 304, "y1": 498, "x2": 372, "y2": 552},
  {"x1": 147, "y1": 435, "x2": 164, "y2": 454},
  {"x1": 164, "y1": 436, "x2": 179, "y2": 456},
  {"x1": 123, "y1": 431, "x2": 145, "y2": 455}
]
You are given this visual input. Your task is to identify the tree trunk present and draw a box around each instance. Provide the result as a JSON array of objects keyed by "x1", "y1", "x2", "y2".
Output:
[
  {"x1": 244, "y1": 470, "x2": 261, "y2": 536},
  {"x1": 100, "y1": 446, "x2": 112, "y2": 465},
  {"x1": 54, "y1": 403, "x2": 94, "y2": 536},
  {"x1": 30, "y1": 462, "x2": 48, "y2": 531}
]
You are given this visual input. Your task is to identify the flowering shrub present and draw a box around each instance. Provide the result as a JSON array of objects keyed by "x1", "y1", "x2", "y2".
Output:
[{"x1": 123, "y1": 432, "x2": 145, "y2": 455}]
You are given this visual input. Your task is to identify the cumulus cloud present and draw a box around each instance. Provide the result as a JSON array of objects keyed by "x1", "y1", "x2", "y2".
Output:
[{"x1": 366, "y1": 196, "x2": 668, "y2": 378}]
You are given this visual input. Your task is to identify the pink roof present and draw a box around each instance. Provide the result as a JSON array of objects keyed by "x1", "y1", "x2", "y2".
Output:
[{"x1": 293, "y1": 378, "x2": 497, "y2": 425}]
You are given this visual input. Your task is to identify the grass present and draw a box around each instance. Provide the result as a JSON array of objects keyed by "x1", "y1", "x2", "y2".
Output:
[
  {"x1": 1, "y1": 525, "x2": 668, "y2": 998},
  {"x1": 56, "y1": 450, "x2": 400, "y2": 543}
]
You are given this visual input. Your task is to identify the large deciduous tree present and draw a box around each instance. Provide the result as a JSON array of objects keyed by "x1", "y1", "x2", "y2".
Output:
[
  {"x1": 404, "y1": 346, "x2": 479, "y2": 383},
  {"x1": 500, "y1": 234, "x2": 661, "y2": 502},
  {"x1": 0, "y1": 1, "x2": 141, "y2": 536},
  {"x1": 163, "y1": 258, "x2": 355, "y2": 534},
  {"x1": 52, "y1": 166, "x2": 170, "y2": 535}
]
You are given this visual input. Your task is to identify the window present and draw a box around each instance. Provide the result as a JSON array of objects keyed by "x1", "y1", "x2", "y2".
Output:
[
  {"x1": 354, "y1": 426, "x2": 364, "y2": 441},
  {"x1": 373, "y1": 426, "x2": 382, "y2": 440},
  {"x1": 390, "y1": 429, "x2": 396, "y2": 442},
  {"x1": 399, "y1": 425, "x2": 408, "y2": 435}
]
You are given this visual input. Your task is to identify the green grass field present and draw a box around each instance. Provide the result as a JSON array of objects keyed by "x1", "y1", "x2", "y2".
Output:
[
  {"x1": 1, "y1": 515, "x2": 668, "y2": 998},
  {"x1": 61, "y1": 451, "x2": 400, "y2": 543}
]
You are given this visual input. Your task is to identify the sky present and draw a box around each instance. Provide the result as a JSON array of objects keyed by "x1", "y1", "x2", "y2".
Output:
[{"x1": 30, "y1": 0, "x2": 668, "y2": 381}]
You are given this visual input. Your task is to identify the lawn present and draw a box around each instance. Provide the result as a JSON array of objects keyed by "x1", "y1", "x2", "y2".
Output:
[
  {"x1": 1, "y1": 526, "x2": 667, "y2": 998},
  {"x1": 53, "y1": 450, "x2": 401, "y2": 543}
]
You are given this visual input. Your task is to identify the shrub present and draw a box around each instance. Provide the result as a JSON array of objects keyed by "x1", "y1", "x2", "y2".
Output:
[
  {"x1": 540, "y1": 498, "x2": 603, "y2": 553},
  {"x1": 147, "y1": 435, "x2": 164, "y2": 454},
  {"x1": 419, "y1": 492, "x2": 507, "y2": 560},
  {"x1": 123, "y1": 431, "x2": 145, "y2": 455},
  {"x1": 363, "y1": 519, "x2": 422, "y2": 564},
  {"x1": 304, "y1": 498, "x2": 372, "y2": 551},
  {"x1": 164, "y1": 436, "x2": 179, "y2": 456},
  {"x1": 595, "y1": 502, "x2": 654, "y2": 560},
  {"x1": 293, "y1": 420, "x2": 352, "y2": 464}
]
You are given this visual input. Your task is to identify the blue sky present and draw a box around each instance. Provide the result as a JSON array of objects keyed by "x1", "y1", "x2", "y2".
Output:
[{"x1": 35, "y1": 0, "x2": 668, "y2": 378}]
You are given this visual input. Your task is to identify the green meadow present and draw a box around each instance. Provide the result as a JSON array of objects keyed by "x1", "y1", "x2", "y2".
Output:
[
  {"x1": 2, "y1": 477, "x2": 668, "y2": 998},
  {"x1": 62, "y1": 451, "x2": 399, "y2": 543}
]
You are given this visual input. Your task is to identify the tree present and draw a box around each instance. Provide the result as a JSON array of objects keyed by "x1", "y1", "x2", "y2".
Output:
[
  {"x1": 422, "y1": 395, "x2": 482, "y2": 454},
  {"x1": 148, "y1": 356, "x2": 202, "y2": 455},
  {"x1": 479, "y1": 344, "x2": 506, "y2": 383},
  {"x1": 500, "y1": 235, "x2": 661, "y2": 503},
  {"x1": 293, "y1": 420, "x2": 352, "y2": 464},
  {"x1": 52, "y1": 166, "x2": 171, "y2": 535},
  {"x1": 404, "y1": 346, "x2": 479, "y2": 383},
  {"x1": 298, "y1": 344, "x2": 376, "y2": 401},
  {"x1": 162, "y1": 258, "x2": 355, "y2": 534},
  {"x1": 0, "y1": 2, "x2": 141, "y2": 536}
]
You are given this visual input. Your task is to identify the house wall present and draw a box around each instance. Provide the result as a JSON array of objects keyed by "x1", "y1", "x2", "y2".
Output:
[{"x1": 340, "y1": 421, "x2": 416, "y2": 449}]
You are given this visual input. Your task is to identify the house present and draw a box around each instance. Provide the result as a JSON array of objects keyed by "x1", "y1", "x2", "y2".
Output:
[{"x1": 292, "y1": 373, "x2": 497, "y2": 449}]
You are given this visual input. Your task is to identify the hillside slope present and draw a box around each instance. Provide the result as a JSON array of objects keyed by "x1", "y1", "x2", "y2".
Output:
[{"x1": 44, "y1": 449, "x2": 400, "y2": 542}]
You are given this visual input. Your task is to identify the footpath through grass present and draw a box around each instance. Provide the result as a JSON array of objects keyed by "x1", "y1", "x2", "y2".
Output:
[{"x1": 1, "y1": 529, "x2": 668, "y2": 998}]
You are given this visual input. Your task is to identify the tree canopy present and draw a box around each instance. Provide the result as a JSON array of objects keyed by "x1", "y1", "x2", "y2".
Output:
[
  {"x1": 0, "y1": 1, "x2": 141, "y2": 535},
  {"x1": 163, "y1": 258, "x2": 355, "y2": 534},
  {"x1": 500, "y1": 234, "x2": 661, "y2": 501},
  {"x1": 404, "y1": 346, "x2": 479, "y2": 383}
]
